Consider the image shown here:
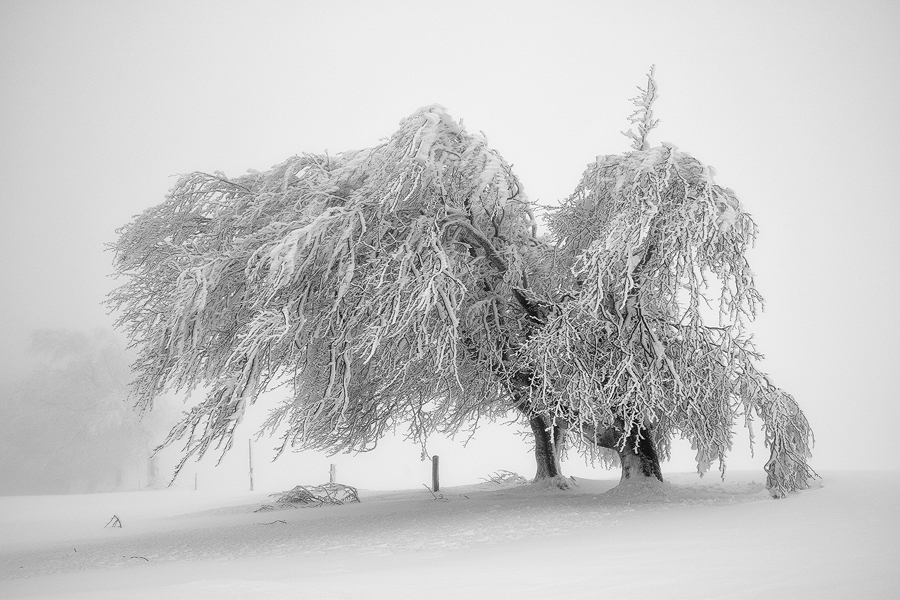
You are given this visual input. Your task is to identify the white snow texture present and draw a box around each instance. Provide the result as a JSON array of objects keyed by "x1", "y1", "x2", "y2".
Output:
[{"x1": 1, "y1": 471, "x2": 897, "y2": 599}]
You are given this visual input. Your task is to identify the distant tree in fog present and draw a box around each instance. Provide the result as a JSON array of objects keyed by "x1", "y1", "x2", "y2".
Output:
[
  {"x1": 0, "y1": 328, "x2": 163, "y2": 494},
  {"x1": 108, "y1": 70, "x2": 815, "y2": 497}
]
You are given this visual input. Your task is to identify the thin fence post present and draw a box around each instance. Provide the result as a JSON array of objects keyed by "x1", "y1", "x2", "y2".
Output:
[
  {"x1": 432, "y1": 455, "x2": 440, "y2": 492},
  {"x1": 329, "y1": 463, "x2": 336, "y2": 484},
  {"x1": 194, "y1": 473, "x2": 198, "y2": 491},
  {"x1": 249, "y1": 439, "x2": 255, "y2": 492}
]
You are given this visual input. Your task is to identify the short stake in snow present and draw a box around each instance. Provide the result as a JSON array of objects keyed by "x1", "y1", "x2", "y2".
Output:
[
  {"x1": 249, "y1": 439, "x2": 254, "y2": 492},
  {"x1": 432, "y1": 455, "x2": 440, "y2": 493}
]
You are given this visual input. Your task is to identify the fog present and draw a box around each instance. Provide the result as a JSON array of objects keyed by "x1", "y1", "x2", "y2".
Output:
[{"x1": 1, "y1": 1, "x2": 898, "y2": 495}]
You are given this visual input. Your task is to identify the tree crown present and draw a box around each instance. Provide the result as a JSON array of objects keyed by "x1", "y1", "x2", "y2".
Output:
[{"x1": 109, "y1": 78, "x2": 814, "y2": 496}]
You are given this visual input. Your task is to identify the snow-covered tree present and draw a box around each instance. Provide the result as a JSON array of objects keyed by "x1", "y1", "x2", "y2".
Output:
[
  {"x1": 109, "y1": 73, "x2": 815, "y2": 496},
  {"x1": 0, "y1": 329, "x2": 166, "y2": 494},
  {"x1": 109, "y1": 106, "x2": 546, "y2": 477},
  {"x1": 517, "y1": 68, "x2": 815, "y2": 497}
]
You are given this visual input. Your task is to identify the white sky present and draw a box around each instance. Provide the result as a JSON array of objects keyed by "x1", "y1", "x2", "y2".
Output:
[{"x1": 1, "y1": 0, "x2": 898, "y2": 485}]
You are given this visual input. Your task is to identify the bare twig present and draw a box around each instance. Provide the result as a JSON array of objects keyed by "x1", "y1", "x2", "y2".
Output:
[
  {"x1": 480, "y1": 470, "x2": 528, "y2": 485},
  {"x1": 270, "y1": 483, "x2": 360, "y2": 508},
  {"x1": 105, "y1": 515, "x2": 122, "y2": 528},
  {"x1": 422, "y1": 483, "x2": 446, "y2": 501}
]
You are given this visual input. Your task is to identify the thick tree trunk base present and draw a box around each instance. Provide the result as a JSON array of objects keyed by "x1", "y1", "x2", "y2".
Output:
[
  {"x1": 530, "y1": 475, "x2": 571, "y2": 490},
  {"x1": 617, "y1": 426, "x2": 663, "y2": 483},
  {"x1": 588, "y1": 420, "x2": 664, "y2": 484},
  {"x1": 529, "y1": 415, "x2": 567, "y2": 488}
]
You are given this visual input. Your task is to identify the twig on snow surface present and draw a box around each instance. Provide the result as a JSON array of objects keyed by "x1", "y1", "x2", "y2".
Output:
[
  {"x1": 105, "y1": 515, "x2": 122, "y2": 528},
  {"x1": 423, "y1": 483, "x2": 447, "y2": 501},
  {"x1": 269, "y1": 482, "x2": 360, "y2": 508},
  {"x1": 480, "y1": 470, "x2": 528, "y2": 485}
]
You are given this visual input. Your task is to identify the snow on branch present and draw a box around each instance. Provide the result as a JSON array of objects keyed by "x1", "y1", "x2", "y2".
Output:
[
  {"x1": 550, "y1": 144, "x2": 760, "y2": 328},
  {"x1": 752, "y1": 386, "x2": 817, "y2": 498}
]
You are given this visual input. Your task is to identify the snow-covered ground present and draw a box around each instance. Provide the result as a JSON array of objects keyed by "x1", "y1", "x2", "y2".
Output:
[{"x1": 1, "y1": 471, "x2": 897, "y2": 599}]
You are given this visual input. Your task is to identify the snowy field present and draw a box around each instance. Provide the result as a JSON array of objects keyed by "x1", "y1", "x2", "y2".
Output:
[{"x1": 1, "y1": 471, "x2": 897, "y2": 599}]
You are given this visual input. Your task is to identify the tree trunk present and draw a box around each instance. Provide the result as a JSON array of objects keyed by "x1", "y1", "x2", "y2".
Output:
[
  {"x1": 529, "y1": 415, "x2": 567, "y2": 484},
  {"x1": 617, "y1": 425, "x2": 663, "y2": 483},
  {"x1": 147, "y1": 454, "x2": 161, "y2": 489},
  {"x1": 590, "y1": 420, "x2": 663, "y2": 484}
]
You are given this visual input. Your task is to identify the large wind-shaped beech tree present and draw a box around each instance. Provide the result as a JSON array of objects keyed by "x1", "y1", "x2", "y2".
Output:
[
  {"x1": 109, "y1": 72, "x2": 815, "y2": 497},
  {"x1": 110, "y1": 106, "x2": 544, "y2": 477}
]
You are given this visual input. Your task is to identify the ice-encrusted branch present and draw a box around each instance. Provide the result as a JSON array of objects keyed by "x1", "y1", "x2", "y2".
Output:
[{"x1": 623, "y1": 65, "x2": 660, "y2": 151}]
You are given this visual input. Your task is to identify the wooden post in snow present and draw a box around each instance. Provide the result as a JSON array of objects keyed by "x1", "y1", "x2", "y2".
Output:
[
  {"x1": 249, "y1": 439, "x2": 255, "y2": 492},
  {"x1": 329, "y1": 463, "x2": 336, "y2": 484},
  {"x1": 432, "y1": 455, "x2": 440, "y2": 492}
]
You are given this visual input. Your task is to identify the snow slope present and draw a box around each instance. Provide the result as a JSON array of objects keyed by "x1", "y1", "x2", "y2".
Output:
[{"x1": 1, "y1": 471, "x2": 897, "y2": 599}]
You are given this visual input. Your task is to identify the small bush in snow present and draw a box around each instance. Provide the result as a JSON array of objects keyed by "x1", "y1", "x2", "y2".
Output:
[
  {"x1": 272, "y1": 483, "x2": 360, "y2": 508},
  {"x1": 481, "y1": 470, "x2": 528, "y2": 485}
]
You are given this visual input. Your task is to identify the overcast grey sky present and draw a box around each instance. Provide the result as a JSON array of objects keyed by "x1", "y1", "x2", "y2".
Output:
[{"x1": 1, "y1": 0, "x2": 898, "y2": 487}]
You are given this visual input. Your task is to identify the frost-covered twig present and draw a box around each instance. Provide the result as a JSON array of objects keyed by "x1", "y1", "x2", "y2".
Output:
[
  {"x1": 105, "y1": 515, "x2": 122, "y2": 528},
  {"x1": 422, "y1": 483, "x2": 447, "y2": 500},
  {"x1": 622, "y1": 65, "x2": 660, "y2": 151},
  {"x1": 480, "y1": 470, "x2": 528, "y2": 485},
  {"x1": 272, "y1": 483, "x2": 360, "y2": 507}
]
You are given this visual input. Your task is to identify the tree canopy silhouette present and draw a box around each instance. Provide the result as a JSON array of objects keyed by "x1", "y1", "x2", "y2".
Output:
[
  {"x1": 0, "y1": 329, "x2": 167, "y2": 494},
  {"x1": 109, "y1": 71, "x2": 814, "y2": 497}
]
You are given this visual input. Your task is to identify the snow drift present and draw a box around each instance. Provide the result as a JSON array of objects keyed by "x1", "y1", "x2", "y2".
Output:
[{"x1": 1, "y1": 471, "x2": 897, "y2": 599}]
